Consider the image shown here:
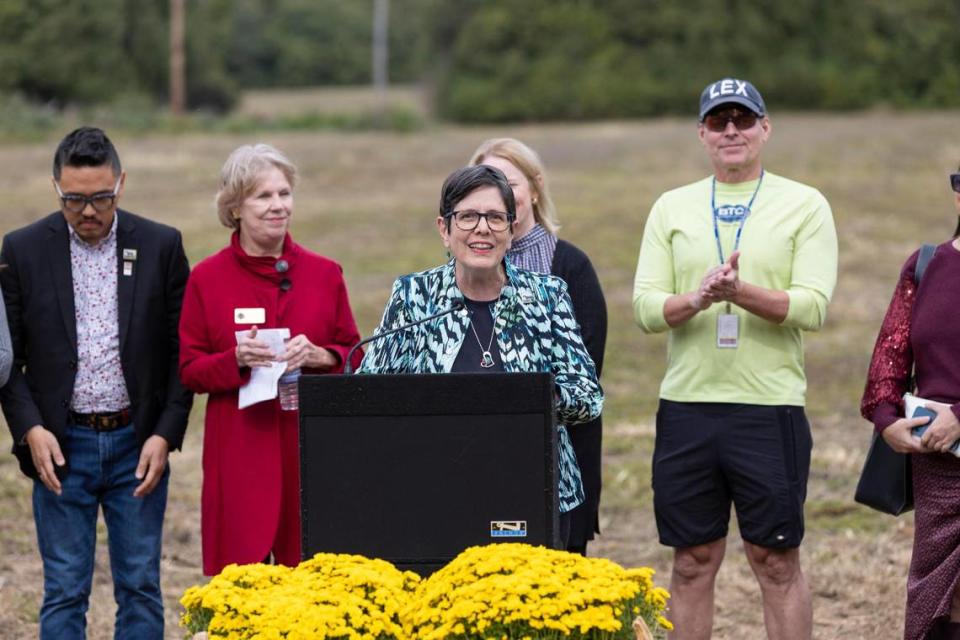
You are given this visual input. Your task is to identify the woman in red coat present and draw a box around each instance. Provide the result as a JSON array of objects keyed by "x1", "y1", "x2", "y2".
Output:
[{"x1": 179, "y1": 144, "x2": 362, "y2": 575}]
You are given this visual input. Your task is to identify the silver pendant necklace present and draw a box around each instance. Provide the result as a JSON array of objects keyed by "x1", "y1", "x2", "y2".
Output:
[{"x1": 468, "y1": 293, "x2": 500, "y2": 368}]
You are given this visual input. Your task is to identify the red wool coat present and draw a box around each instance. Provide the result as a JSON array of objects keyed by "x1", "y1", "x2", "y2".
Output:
[{"x1": 179, "y1": 232, "x2": 362, "y2": 575}]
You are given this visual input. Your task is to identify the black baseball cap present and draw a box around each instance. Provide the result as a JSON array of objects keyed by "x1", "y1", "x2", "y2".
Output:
[{"x1": 698, "y1": 78, "x2": 766, "y2": 121}]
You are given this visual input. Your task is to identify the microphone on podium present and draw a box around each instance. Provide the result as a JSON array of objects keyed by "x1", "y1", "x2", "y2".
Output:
[{"x1": 343, "y1": 300, "x2": 466, "y2": 374}]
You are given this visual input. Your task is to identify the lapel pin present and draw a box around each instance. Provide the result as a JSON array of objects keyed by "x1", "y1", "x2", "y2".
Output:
[
  {"x1": 123, "y1": 261, "x2": 134, "y2": 277},
  {"x1": 122, "y1": 248, "x2": 138, "y2": 261}
]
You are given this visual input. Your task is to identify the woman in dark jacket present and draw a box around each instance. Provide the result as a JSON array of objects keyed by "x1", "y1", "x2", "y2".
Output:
[{"x1": 470, "y1": 138, "x2": 607, "y2": 555}]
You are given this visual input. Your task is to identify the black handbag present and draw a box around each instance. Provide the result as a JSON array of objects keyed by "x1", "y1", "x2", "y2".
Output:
[
  {"x1": 854, "y1": 244, "x2": 937, "y2": 516},
  {"x1": 854, "y1": 432, "x2": 913, "y2": 515}
]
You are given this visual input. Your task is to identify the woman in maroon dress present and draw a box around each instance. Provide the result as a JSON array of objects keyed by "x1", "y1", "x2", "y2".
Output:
[
  {"x1": 861, "y1": 166, "x2": 960, "y2": 640},
  {"x1": 179, "y1": 144, "x2": 362, "y2": 575}
]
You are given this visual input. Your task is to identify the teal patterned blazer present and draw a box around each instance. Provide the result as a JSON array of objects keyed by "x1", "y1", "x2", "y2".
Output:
[{"x1": 357, "y1": 259, "x2": 603, "y2": 513}]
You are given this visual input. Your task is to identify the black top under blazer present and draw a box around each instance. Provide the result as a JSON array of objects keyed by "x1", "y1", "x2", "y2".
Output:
[{"x1": 552, "y1": 239, "x2": 608, "y2": 546}]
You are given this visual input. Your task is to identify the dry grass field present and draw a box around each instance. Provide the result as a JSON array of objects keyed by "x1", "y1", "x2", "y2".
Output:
[
  {"x1": 238, "y1": 85, "x2": 430, "y2": 119},
  {"x1": 0, "y1": 109, "x2": 958, "y2": 639}
]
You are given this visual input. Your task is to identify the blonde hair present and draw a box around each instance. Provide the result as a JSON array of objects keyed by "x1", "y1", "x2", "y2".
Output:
[
  {"x1": 215, "y1": 144, "x2": 298, "y2": 230},
  {"x1": 468, "y1": 137, "x2": 560, "y2": 235}
]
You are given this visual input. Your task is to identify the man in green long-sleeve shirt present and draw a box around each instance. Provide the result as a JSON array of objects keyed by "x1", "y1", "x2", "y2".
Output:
[{"x1": 633, "y1": 78, "x2": 837, "y2": 640}]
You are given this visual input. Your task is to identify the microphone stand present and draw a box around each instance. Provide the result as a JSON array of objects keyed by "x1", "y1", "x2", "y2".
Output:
[{"x1": 343, "y1": 300, "x2": 465, "y2": 374}]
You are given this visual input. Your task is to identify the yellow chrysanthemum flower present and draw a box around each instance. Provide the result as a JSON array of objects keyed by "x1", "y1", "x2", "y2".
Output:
[{"x1": 180, "y1": 544, "x2": 671, "y2": 639}]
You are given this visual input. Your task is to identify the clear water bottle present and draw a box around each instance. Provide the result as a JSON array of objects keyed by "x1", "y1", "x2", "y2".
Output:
[{"x1": 278, "y1": 368, "x2": 301, "y2": 411}]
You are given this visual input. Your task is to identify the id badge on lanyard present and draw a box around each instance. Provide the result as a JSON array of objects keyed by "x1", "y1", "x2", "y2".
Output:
[
  {"x1": 717, "y1": 305, "x2": 739, "y2": 348},
  {"x1": 711, "y1": 171, "x2": 763, "y2": 349}
]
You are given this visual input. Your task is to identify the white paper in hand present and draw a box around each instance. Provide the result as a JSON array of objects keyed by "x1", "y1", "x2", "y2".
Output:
[{"x1": 235, "y1": 328, "x2": 290, "y2": 409}]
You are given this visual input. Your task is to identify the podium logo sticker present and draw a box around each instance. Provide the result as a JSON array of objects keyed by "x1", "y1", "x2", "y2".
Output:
[{"x1": 490, "y1": 521, "x2": 527, "y2": 537}]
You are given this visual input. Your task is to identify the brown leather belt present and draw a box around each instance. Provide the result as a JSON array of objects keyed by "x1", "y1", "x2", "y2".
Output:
[{"x1": 69, "y1": 408, "x2": 132, "y2": 432}]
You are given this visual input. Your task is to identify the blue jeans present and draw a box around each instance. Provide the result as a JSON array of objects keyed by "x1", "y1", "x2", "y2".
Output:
[{"x1": 32, "y1": 422, "x2": 168, "y2": 640}]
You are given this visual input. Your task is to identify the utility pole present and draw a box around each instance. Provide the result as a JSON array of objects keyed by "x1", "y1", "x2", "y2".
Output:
[
  {"x1": 169, "y1": 0, "x2": 186, "y2": 115},
  {"x1": 372, "y1": 0, "x2": 389, "y2": 119}
]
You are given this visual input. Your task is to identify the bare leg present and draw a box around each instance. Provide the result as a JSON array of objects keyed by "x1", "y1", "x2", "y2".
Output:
[
  {"x1": 668, "y1": 539, "x2": 726, "y2": 640},
  {"x1": 743, "y1": 542, "x2": 812, "y2": 640}
]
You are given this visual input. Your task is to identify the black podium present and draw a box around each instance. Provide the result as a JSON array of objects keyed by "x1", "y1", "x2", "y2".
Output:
[{"x1": 298, "y1": 372, "x2": 559, "y2": 575}]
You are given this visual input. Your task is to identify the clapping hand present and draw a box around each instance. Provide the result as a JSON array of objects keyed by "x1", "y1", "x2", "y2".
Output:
[
  {"x1": 703, "y1": 251, "x2": 742, "y2": 303},
  {"x1": 690, "y1": 264, "x2": 726, "y2": 310},
  {"x1": 690, "y1": 251, "x2": 742, "y2": 310}
]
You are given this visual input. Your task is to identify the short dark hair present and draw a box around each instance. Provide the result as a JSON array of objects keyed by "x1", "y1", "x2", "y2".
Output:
[
  {"x1": 52, "y1": 127, "x2": 122, "y2": 180},
  {"x1": 438, "y1": 165, "x2": 516, "y2": 232}
]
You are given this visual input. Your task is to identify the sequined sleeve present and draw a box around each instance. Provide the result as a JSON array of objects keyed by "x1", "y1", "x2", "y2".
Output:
[{"x1": 860, "y1": 262, "x2": 917, "y2": 432}]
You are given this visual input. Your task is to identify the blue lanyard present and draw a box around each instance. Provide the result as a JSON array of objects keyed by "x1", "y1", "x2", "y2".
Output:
[{"x1": 711, "y1": 170, "x2": 764, "y2": 265}]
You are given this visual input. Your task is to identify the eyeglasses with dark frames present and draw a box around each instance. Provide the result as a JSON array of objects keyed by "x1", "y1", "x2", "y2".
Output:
[
  {"x1": 703, "y1": 109, "x2": 760, "y2": 133},
  {"x1": 449, "y1": 209, "x2": 512, "y2": 232},
  {"x1": 951, "y1": 173, "x2": 960, "y2": 194},
  {"x1": 55, "y1": 176, "x2": 122, "y2": 214}
]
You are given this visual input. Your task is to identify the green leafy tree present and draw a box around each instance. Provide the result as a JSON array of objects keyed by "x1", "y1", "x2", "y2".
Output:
[
  {"x1": 222, "y1": 0, "x2": 439, "y2": 87},
  {"x1": 434, "y1": 0, "x2": 960, "y2": 121},
  {"x1": 0, "y1": 0, "x2": 140, "y2": 105}
]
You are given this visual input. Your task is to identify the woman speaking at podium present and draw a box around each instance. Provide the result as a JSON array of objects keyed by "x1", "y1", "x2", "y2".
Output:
[{"x1": 357, "y1": 165, "x2": 602, "y2": 545}]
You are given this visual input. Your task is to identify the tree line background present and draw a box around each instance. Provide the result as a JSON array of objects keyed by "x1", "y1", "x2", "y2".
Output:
[{"x1": 0, "y1": 0, "x2": 958, "y2": 122}]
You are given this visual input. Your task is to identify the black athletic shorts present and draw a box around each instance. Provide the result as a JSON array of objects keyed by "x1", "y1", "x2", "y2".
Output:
[{"x1": 652, "y1": 400, "x2": 812, "y2": 549}]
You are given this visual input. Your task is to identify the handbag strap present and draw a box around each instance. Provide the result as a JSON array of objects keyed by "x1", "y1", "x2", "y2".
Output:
[
  {"x1": 908, "y1": 243, "x2": 937, "y2": 392},
  {"x1": 914, "y1": 243, "x2": 937, "y2": 285}
]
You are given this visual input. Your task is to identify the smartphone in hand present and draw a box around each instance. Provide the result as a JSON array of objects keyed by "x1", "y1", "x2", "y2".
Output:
[
  {"x1": 911, "y1": 406, "x2": 960, "y2": 454},
  {"x1": 910, "y1": 406, "x2": 937, "y2": 437}
]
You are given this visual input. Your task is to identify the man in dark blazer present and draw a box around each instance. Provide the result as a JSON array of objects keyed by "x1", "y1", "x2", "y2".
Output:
[{"x1": 0, "y1": 127, "x2": 192, "y2": 639}]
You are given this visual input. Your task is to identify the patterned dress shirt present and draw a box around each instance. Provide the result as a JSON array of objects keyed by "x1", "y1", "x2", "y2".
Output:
[
  {"x1": 69, "y1": 214, "x2": 130, "y2": 412},
  {"x1": 507, "y1": 224, "x2": 557, "y2": 274}
]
